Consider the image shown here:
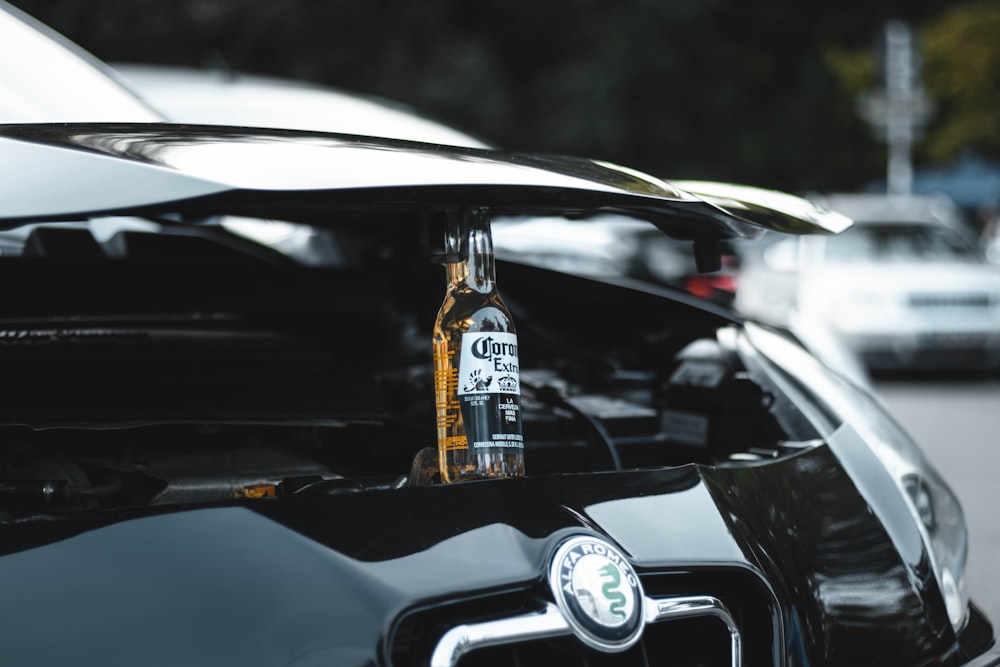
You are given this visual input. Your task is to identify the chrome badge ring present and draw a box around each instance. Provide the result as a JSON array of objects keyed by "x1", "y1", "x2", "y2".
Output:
[{"x1": 548, "y1": 535, "x2": 645, "y2": 653}]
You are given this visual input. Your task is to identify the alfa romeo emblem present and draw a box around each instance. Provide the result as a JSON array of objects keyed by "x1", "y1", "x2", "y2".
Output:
[{"x1": 548, "y1": 535, "x2": 645, "y2": 652}]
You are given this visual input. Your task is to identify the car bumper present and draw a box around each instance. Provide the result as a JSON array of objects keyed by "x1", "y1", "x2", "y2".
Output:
[
  {"x1": 837, "y1": 330, "x2": 1000, "y2": 371},
  {"x1": 955, "y1": 605, "x2": 1000, "y2": 667}
]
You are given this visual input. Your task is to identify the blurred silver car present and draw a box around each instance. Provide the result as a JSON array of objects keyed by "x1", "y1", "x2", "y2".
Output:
[
  {"x1": 0, "y1": 2, "x2": 160, "y2": 122},
  {"x1": 111, "y1": 63, "x2": 493, "y2": 149},
  {"x1": 736, "y1": 192, "x2": 1000, "y2": 371}
]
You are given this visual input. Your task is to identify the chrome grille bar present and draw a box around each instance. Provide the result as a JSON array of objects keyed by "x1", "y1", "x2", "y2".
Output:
[
  {"x1": 430, "y1": 602, "x2": 570, "y2": 667},
  {"x1": 429, "y1": 595, "x2": 742, "y2": 667},
  {"x1": 645, "y1": 595, "x2": 742, "y2": 667}
]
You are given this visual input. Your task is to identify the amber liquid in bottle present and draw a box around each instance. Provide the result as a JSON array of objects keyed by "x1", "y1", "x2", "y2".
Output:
[{"x1": 433, "y1": 209, "x2": 524, "y2": 483}]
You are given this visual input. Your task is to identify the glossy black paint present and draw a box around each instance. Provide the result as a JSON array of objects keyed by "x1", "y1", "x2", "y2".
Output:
[{"x1": 0, "y1": 444, "x2": 987, "y2": 666}]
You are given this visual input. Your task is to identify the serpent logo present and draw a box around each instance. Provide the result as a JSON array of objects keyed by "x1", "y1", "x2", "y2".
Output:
[
  {"x1": 548, "y1": 535, "x2": 645, "y2": 653},
  {"x1": 598, "y1": 563, "x2": 627, "y2": 619}
]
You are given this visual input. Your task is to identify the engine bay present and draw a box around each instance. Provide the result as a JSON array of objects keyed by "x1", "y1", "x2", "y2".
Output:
[
  {"x1": 0, "y1": 335, "x2": 816, "y2": 515},
  {"x1": 0, "y1": 222, "x2": 822, "y2": 517}
]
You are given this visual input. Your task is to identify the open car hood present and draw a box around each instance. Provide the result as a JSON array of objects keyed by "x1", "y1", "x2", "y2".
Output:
[
  {"x1": 0, "y1": 124, "x2": 850, "y2": 246},
  {"x1": 669, "y1": 180, "x2": 853, "y2": 234}
]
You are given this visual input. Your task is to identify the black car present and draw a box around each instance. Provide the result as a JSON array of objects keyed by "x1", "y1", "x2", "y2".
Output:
[{"x1": 0, "y1": 122, "x2": 994, "y2": 667}]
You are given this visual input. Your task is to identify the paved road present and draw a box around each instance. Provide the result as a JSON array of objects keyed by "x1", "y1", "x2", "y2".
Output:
[{"x1": 873, "y1": 376, "x2": 1000, "y2": 630}]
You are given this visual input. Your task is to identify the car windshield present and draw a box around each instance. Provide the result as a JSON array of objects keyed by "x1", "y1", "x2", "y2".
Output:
[{"x1": 823, "y1": 222, "x2": 980, "y2": 263}]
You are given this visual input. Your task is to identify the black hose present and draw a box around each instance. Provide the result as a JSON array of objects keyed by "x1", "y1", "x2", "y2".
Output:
[{"x1": 522, "y1": 382, "x2": 623, "y2": 472}]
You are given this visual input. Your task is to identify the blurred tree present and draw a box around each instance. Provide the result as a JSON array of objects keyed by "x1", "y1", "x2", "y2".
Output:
[
  {"x1": 9, "y1": 0, "x2": 952, "y2": 193},
  {"x1": 921, "y1": 1, "x2": 1000, "y2": 161},
  {"x1": 825, "y1": 0, "x2": 1000, "y2": 166}
]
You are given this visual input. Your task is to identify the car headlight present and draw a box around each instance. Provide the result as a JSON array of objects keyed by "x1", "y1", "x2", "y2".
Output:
[
  {"x1": 740, "y1": 322, "x2": 970, "y2": 632},
  {"x1": 900, "y1": 471, "x2": 967, "y2": 625}
]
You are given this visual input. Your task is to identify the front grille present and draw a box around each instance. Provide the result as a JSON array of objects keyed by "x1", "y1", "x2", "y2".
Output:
[
  {"x1": 390, "y1": 570, "x2": 777, "y2": 667},
  {"x1": 456, "y1": 613, "x2": 735, "y2": 667},
  {"x1": 908, "y1": 292, "x2": 992, "y2": 308}
]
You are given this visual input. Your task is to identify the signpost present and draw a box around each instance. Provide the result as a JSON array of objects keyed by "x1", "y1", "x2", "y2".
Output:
[{"x1": 857, "y1": 20, "x2": 934, "y2": 195}]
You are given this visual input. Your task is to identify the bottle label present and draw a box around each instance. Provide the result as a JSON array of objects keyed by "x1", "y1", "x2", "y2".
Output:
[
  {"x1": 433, "y1": 341, "x2": 466, "y2": 451},
  {"x1": 457, "y1": 332, "x2": 523, "y2": 451}
]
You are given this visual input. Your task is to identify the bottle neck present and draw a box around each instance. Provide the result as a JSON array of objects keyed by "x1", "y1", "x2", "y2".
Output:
[{"x1": 444, "y1": 208, "x2": 496, "y2": 294}]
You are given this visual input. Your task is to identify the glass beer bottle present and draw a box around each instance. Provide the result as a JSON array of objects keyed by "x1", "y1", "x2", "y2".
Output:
[{"x1": 433, "y1": 208, "x2": 524, "y2": 482}]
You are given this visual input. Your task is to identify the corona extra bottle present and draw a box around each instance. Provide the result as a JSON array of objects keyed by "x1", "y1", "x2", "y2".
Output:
[{"x1": 433, "y1": 208, "x2": 524, "y2": 482}]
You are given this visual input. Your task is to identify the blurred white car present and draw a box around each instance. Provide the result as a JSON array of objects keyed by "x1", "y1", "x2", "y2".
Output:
[
  {"x1": 0, "y1": 2, "x2": 160, "y2": 122},
  {"x1": 112, "y1": 63, "x2": 492, "y2": 149},
  {"x1": 736, "y1": 192, "x2": 1000, "y2": 371}
]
